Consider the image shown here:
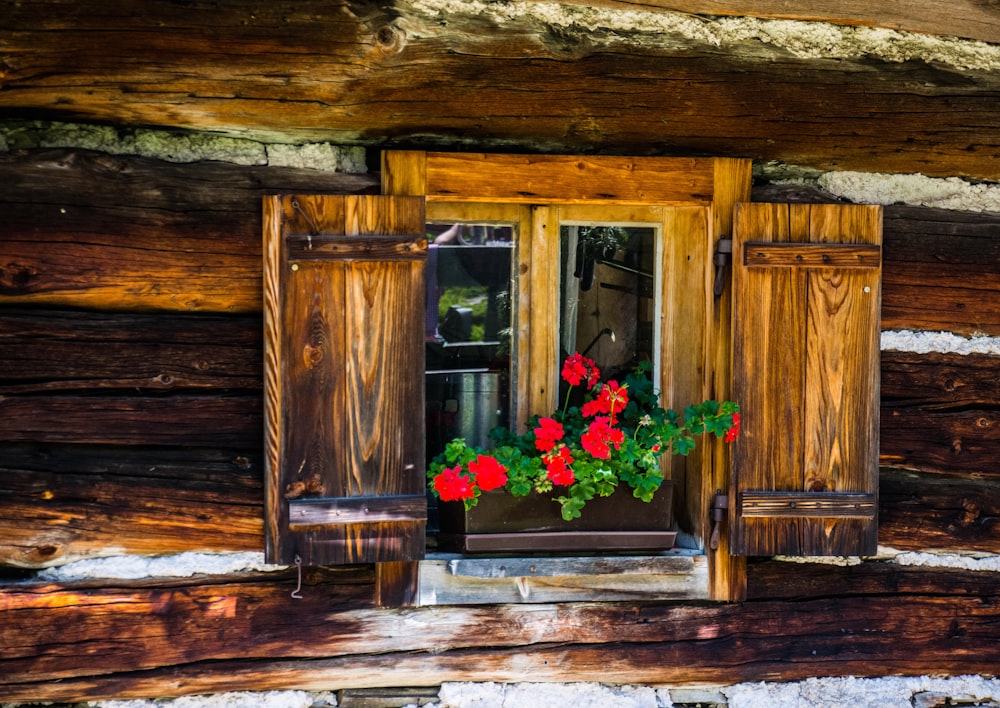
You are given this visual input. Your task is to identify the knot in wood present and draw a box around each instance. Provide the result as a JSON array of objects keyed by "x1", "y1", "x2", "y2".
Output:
[
  {"x1": 956, "y1": 499, "x2": 981, "y2": 527},
  {"x1": 0, "y1": 261, "x2": 39, "y2": 294},
  {"x1": 374, "y1": 24, "x2": 405, "y2": 54},
  {"x1": 302, "y1": 343, "x2": 324, "y2": 369}
]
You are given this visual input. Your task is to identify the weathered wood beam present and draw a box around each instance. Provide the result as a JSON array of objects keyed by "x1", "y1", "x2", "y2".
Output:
[
  {"x1": 880, "y1": 351, "x2": 1000, "y2": 477},
  {"x1": 0, "y1": 444, "x2": 263, "y2": 567},
  {"x1": 879, "y1": 467, "x2": 1000, "y2": 553},
  {"x1": 568, "y1": 1, "x2": 1000, "y2": 43},
  {"x1": 0, "y1": 395, "x2": 260, "y2": 446},
  {"x1": 0, "y1": 309, "x2": 262, "y2": 393},
  {"x1": 1, "y1": 562, "x2": 998, "y2": 702},
  {"x1": 0, "y1": 149, "x2": 377, "y2": 312},
  {"x1": 881, "y1": 207, "x2": 1000, "y2": 337},
  {"x1": 2, "y1": 2, "x2": 999, "y2": 179},
  {"x1": 1, "y1": 453, "x2": 996, "y2": 569}
]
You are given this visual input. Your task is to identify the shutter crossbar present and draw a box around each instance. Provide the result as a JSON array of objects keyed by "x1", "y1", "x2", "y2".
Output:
[
  {"x1": 744, "y1": 242, "x2": 881, "y2": 269},
  {"x1": 740, "y1": 491, "x2": 876, "y2": 518},
  {"x1": 289, "y1": 494, "x2": 427, "y2": 529},
  {"x1": 286, "y1": 234, "x2": 427, "y2": 262}
]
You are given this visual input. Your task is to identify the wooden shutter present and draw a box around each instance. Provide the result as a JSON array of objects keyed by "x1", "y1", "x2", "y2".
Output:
[
  {"x1": 263, "y1": 195, "x2": 427, "y2": 566},
  {"x1": 730, "y1": 202, "x2": 882, "y2": 556}
]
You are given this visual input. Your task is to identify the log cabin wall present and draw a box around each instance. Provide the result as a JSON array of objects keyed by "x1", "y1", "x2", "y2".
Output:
[{"x1": 1, "y1": 1, "x2": 999, "y2": 703}]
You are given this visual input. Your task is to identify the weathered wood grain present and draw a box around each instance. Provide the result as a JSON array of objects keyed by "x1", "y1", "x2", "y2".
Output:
[
  {"x1": 745, "y1": 555, "x2": 1000, "y2": 598},
  {"x1": 881, "y1": 351, "x2": 1000, "y2": 411},
  {"x1": 881, "y1": 206, "x2": 1000, "y2": 337},
  {"x1": 0, "y1": 308, "x2": 262, "y2": 393},
  {"x1": 880, "y1": 350, "x2": 1000, "y2": 477},
  {"x1": 265, "y1": 194, "x2": 427, "y2": 566},
  {"x1": 0, "y1": 395, "x2": 261, "y2": 447},
  {"x1": 879, "y1": 467, "x2": 1000, "y2": 553},
  {"x1": 2, "y1": 3, "x2": 999, "y2": 179},
  {"x1": 0, "y1": 444, "x2": 262, "y2": 567},
  {"x1": 881, "y1": 409, "x2": 999, "y2": 477},
  {"x1": 417, "y1": 553, "x2": 709, "y2": 605},
  {"x1": 0, "y1": 149, "x2": 377, "y2": 312},
  {"x1": 1, "y1": 562, "x2": 998, "y2": 702}
]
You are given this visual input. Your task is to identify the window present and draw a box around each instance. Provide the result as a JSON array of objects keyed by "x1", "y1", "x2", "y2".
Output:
[
  {"x1": 262, "y1": 152, "x2": 882, "y2": 606},
  {"x1": 385, "y1": 153, "x2": 752, "y2": 601}
]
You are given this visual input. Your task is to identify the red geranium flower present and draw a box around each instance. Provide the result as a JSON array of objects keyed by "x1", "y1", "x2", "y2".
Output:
[
  {"x1": 580, "y1": 416, "x2": 625, "y2": 459},
  {"x1": 431, "y1": 465, "x2": 475, "y2": 502},
  {"x1": 534, "y1": 417, "x2": 565, "y2": 452},
  {"x1": 561, "y1": 353, "x2": 600, "y2": 390},
  {"x1": 582, "y1": 380, "x2": 629, "y2": 424},
  {"x1": 543, "y1": 446, "x2": 575, "y2": 486},
  {"x1": 469, "y1": 454, "x2": 508, "y2": 491}
]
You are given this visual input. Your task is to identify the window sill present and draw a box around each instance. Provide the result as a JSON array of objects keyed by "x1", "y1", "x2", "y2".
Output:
[{"x1": 416, "y1": 549, "x2": 708, "y2": 606}]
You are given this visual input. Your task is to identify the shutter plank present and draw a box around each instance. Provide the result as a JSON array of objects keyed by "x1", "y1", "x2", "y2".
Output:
[
  {"x1": 733, "y1": 204, "x2": 807, "y2": 523},
  {"x1": 731, "y1": 203, "x2": 882, "y2": 556},
  {"x1": 264, "y1": 195, "x2": 427, "y2": 566},
  {"x1": 803, "y1": 205, "x2": 882, "y2": 499}
]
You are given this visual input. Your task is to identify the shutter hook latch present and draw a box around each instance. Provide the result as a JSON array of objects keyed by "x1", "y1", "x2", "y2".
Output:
[
  {"x1": 291, "y1": 554, "x2": 304, "y2": 599},
  {"x1": 713, "y1": 238, "x2": 733, "y2": 299},
  {"x1": 290, "y1": 198, "x2": 319, "y2": 247},
  {"x1": 709, "y1": 491, "x2": 729, "y2": 550}
]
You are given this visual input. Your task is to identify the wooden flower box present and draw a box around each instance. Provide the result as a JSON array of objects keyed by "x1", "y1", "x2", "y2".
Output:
[{"x1": 437, "y1": 482, "x2": 676, "y2": 553}]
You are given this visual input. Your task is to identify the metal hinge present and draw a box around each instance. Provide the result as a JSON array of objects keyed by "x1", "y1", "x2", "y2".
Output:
[
  {"x1": 713, "y1": 237, "x2": 733, "y2": 299},
  {"x1": 709, "y1": 491, "x2": 729, "y2": 550}
]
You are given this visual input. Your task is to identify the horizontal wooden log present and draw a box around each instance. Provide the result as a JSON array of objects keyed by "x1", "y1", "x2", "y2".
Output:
[
  {"x1": 881, "y1": 206, "x2": 1000, "y2": 337},
  {"x1": 744, "y1": 555, "x2": 1000, "y2": 599},
  {"x1": 0, "y1": 149, "x2": 377, "y2": 312},
  {"x1": 881, "y1": 409, "x2": 999, "y2": 477},
  {"x1": 878, "y1": 467, "x2": 1000, "y2": 553},
  {"x1": 0, "y1": 308, "x2": 262, "y2": 393},
  {"x1": 0, "y1": 561, "x2": 998, "y2": 702},
  {"x1": 880, "y1": 351, "x2": 1000, "y2": 410},
  {"x1": 0, "y1": 444, "x2": 262, "y2": 567},
  {"x1": 0, "y1": 395, "x2": 261, "y2": 447},
  {"x1": 879, "y1": 350, "x2": 1000, "y2": 477},
  {"x1": 2, "y1": 3, "x2": 1000, "y2": 179}
]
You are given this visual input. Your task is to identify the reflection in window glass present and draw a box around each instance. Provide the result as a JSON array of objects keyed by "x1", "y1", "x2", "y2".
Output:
[
  {"x1": 424, "y1": 223, "x2": 514, "y2": 467},
  {"x1": 560, "y1": 225, "x2": 657, "y2": 401}
]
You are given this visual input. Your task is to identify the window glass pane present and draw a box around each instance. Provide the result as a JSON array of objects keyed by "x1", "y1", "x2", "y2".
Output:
[
  {"x1": 425, "y1": 223, "x2": 514, "y2": 464},
  {"x1": 559, "y1": 225, "x2": 658, "y2": 400}
]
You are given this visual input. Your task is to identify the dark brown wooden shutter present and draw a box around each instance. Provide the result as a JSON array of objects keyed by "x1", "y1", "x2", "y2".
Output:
[
  {"x1": 263, "y1": 195, "x2": 427, "y2": 566},
  {"x1": 730, "y1": 202, "x2": 882, "y2": 556}
]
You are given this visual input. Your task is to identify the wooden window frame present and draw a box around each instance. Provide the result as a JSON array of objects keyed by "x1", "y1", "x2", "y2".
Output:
[{"x1": 383, "y1": 151, "x2": 752, "y2": 602}]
